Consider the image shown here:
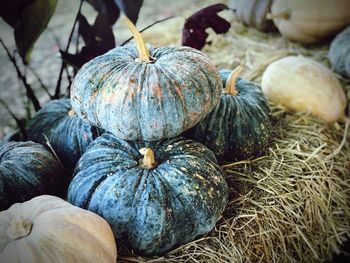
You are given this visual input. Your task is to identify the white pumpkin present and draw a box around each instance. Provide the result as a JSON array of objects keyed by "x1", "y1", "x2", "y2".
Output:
[
  {"x1": 268, "y1": 0, "x2": 350, "y2": 44},
  {"x1": 0, "y1": 195, "x2": 117, "y2": 263},
  {"x1": 261, "y1": 56, "x2": 347, "y2": 122}
]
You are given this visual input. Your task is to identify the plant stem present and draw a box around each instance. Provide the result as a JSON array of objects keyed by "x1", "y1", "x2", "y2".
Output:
[
  {"x1": 225, "y1": 66, "x2": 243, "y2": 96},
  {"x1": 122, "y1": 15, "x2": 150, "y2": 61},
  {"x1": 0, "y1": 39, "x2": 41, "y2": 111},
  {"x1": 54, "y1": 0, "x2": 83, "y2": 99},
  {"x1": 121, "y1": 16, "x2": 176, "y2": 46},
  {"x1": 0, "y1": 99, "x2": 27, "y2": 139},
  {"x1": 27, "y1": 64, "x2": 53, "y2": 99},
  {"x1": 139, "y1": 148, "x2": 157, "y2": 169}
]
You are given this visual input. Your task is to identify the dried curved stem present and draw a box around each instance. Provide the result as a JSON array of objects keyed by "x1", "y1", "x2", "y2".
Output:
[
  {"x1": 122, "y1": 15, "x2": 150, "y2": 62},
  {"x1": 225, "y1": 66, "x2": 244, "y2": 96},
  {"x1": 139, "y1": 148, "x2": 157, "y2": 169}
]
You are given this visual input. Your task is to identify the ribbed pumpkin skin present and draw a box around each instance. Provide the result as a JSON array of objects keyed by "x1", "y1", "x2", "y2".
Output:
[
  {"x1": 68, "y1": 133, "x2": 228, "y2": 255},
  {"x1": 0, "y1": 141, "x2": 63, "y2": 210},
  {"x1": 231, "y1": 0, "x2": 277, "y2": 32},
  {"x1": 0, "y1": 195, "x2": 117, "y2": 263},
  {"x1": 28, "y1": 99, "x2": 103, "y2": 169},
  {"x1": 328, "y1": 25, "x2": 350, "y2": 79},
  {"x1": 70, "y1": 44, "x2": 222, "y2": 141},
  {"x1": 192, "y1": 70, "x2": 271, "y2": 162}
]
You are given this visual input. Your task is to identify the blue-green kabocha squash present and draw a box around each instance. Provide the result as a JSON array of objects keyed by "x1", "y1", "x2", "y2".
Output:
[
  {"x1": 67, "y1": 133, "x2": 228, "y2": 255},
  {"x1": 192, "y1": 67, "x2": 271, "y2": 162},
  {"x1": 28, "y1": 98, "x2": 103, "y2": 169},
  {"x1": 70, "y1": 17, "x2": 222, "y2": 141},
  {"x1": 328, "y1": 25, "x2": 350, "y2": 79},
  {"x1": 0, "y1": 141, "x2": 64, "y2": 210}
]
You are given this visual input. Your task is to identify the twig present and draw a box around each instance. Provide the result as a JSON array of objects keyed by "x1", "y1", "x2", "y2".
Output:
[
  {"x1": 27, "y1": 64, "x2": 53, "y2": 99},
  {"x1": 0, "y1": 99, "x2": 27, "y2": 139},
  {"x1": 0, "y1": 38, "x2": 41, "y2": 111},
  {"x1": 121, "y1": 16, "x2": 176, "y2": 46},
  {"x1": 47, "y1": 27, "x2": 73, "y2": 94},
  {"x1": 54, "y1": 0, "x2": 83, "y2": 99}
]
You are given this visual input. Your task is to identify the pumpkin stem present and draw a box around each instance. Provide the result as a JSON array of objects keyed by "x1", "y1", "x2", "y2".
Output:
[
  {"x1": 68, "y1": 109, "x2": 76, "y2": 117},
  {"x1": 225, "y1": 66, "x2": 243, "y2": 96},
  {"x1": 139, "y1": 147, "x2": 157, "y2": 169},
  {"x1": 122, "y1": 15, "x2": 151, "y2": 62},
  {"x1": 7, "y1": 216, "x2": 32, "y2": 240},
  {"x1": 266, "y1": 10, "x2": 290, "y2": 20}
]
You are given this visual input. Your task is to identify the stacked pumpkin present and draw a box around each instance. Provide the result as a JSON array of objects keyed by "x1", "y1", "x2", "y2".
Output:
[
  {"x1": 67, "y1": 16, "x2": 272, "y2": 255},
  {"x1": 0, "y1": 16, "x2": 273, "y2": 259},
  {"x1": 67, "y1": 17, "x2": 230, "y2": 255}
]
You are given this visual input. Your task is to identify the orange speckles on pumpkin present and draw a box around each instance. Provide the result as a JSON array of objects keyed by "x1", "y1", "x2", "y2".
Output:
[
  {"x1": 189, "y1": 112, "x2": 200, "y2": 122},
  {"x1": 194, "y1": 173, "x2": 205, "y2": 181},
  {"x1": 88, "y1": 90, "x2": 98, "y2": 104},
  {"x1": 101, "y1": 87, "x2": 111, "y2": 99},
  {"x1": 203, "y1": 98, "x2": 211, "y2": 112},
  {"x1": 166, "y1": 207, "x2": 172, "y2": 218},
  {"x1": 152, "y1": 84, "x2": 163, "y2": 99},
  {"x1": 173, "y1": 86, "x2": 185, "y2": 104}
]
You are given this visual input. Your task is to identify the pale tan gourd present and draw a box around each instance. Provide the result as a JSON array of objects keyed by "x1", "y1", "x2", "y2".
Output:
[
  {"x1": 267, "y1": 0, "x2": 350, "y2": 44},
  {"x1": 0, "y1": 195, "x2": 117, "y2": 263},
  {"x1": 230, "y1": 0, "x2": 276, "y2": 32},
  {"x1": 261, "y1": 56, "x2": 346, "y2": 123}
]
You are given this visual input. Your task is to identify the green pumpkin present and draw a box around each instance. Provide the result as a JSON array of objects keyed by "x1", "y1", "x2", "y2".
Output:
[
  {"x1": 68, "y1": 133, "x2": 228, "y2": 255},
  {"x1": 192, "y1": 67, "x2": 272, "y2": 162},
  {"x1": 27, "y1": 98, "x2": 104, "y2": 169},
  {"x1": 0, "y1": 141, "x2": 64, "y2": 210},
  {"x1": 328, "y1": 25, "x2": 350, "y2": 79},
  {"x1": 70, "y1": 18, "x2": 222, "y2": 141}
]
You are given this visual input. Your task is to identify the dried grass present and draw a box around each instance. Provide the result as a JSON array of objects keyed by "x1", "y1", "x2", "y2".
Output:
[
  {"x1": 118, "y1": 108, "x2": 350, "y2": 263},
  {"x1": 119, "y1": 9, "x2": 350, "y2": 263}
]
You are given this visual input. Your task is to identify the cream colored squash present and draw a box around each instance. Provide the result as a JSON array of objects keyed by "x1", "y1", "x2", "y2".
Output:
[
  {"x1": 267, "y1": 0, "x2": 350, "y2": 44},
  {"x1": 0, "y1": 195, "x2": 117, "y2": 263},
  {"x1": 261, "y1": 56, "x2": 346, "y2": 122}
]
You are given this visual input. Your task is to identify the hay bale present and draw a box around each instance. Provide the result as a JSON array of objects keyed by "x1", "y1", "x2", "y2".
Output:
[{"x1": 119, "y1": 10, "x2": 350, "y2": 263}]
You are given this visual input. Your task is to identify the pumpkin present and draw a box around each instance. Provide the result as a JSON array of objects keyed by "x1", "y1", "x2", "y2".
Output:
[
  {"x1": 261, "y1": 56, "x2": 347, "y2": 122},
  {"x1": 267, "y1": 0, "x2": 350, "y2": 44},
  {"x1": 191, "y1": 67, "x2": 271, "y2": 162},
  {"x1": 27, "y1": 98, "x2": 103, "y2": 169},
  {"x1": 70, "y1": 16, "x2": 222, "y2": 141},
  {"x1": 328, "y1": 25, "x2": 350, "y2": 79},
  {"x1": 67, "y1": 133, "x2": 228, "y2": 255},
  {"x1": 0, "y1": 141, "x2": 64, "y2": 210},
  {"x1": 230, "y1": 0, "x2": 277, "y2": 32},
  {"x1": 0, "y1": 195, "x2": 117, "y2": 262}
]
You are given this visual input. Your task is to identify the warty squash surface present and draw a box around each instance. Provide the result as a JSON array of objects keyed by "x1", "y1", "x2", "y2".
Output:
[{"x1": 67, "y1": 133, "x2": 228, "y2": 255}]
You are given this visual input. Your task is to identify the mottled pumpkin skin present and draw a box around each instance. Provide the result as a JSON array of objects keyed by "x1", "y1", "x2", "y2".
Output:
[
  {"x1": 70, "y1": 44, "x2": 222, "y2": 141},
  {"x1": 192, "y1": 70, "x2": 271, "y2": 162},
  {"x1": 28, "y1": 99, "x2": 103, "y2": 169},
  {"x1": 67, "y1": 133, "x2": 228, "y2": 255},
  {"x1": 328, "y1": 25, "x2": 350, "y2": 79},
  {"x1": 0, "y1": 141, "x2": 63, "y2": 210}
]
